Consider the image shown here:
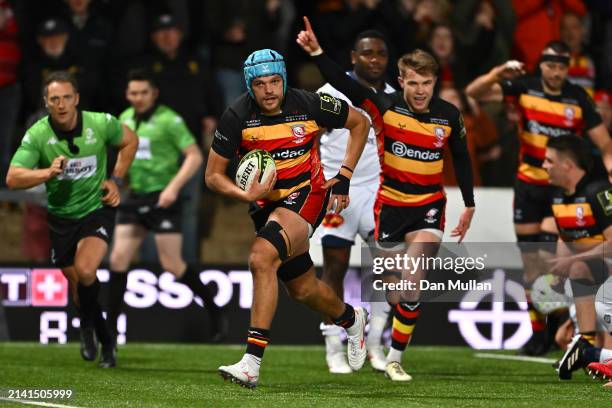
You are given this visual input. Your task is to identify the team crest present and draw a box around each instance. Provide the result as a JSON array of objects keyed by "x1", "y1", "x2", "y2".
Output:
[
  {"x1": 284, "y1": 191, "x2": 301, "y2": 205},
  {"x1": 433, "y1": 127, "x2": 445, "y2": 148},
  {"x1": 85, "y1": 128, "x2": 96, "y2": 144},
  {"x1": 425, "y1": 208, "x2": 439, "y2": 224},
  {"x1": 564, "y1": 107, "x2": 575, "y2": 126},
  {"x1": 291, "y1": 124, "x2": 306, "y2": 144},
  {"x1": 575, "y1": 206, "x2": 586, "y2": 226}
]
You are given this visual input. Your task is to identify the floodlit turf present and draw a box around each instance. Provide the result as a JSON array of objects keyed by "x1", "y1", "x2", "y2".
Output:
[{"x1": 0, "y1": 343, "x2": 610, "y2": 407}]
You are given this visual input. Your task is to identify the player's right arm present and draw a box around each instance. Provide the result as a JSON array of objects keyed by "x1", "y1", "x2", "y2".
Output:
[
  {"x1": 6, "y1": 133, "x2": 65, "y2": 190},
  {"x1": 6, "y1": 157, "x2": 65, "y2": 190},
  {"x1": 297, "y1": 16, "x2": 387, "y2": 114},
  {"x1": 465, "y1": 60, "x2": 526, "y2": 102},
  {"x1": 205, "y1": 110, "x2": 275, "y2": 202}
]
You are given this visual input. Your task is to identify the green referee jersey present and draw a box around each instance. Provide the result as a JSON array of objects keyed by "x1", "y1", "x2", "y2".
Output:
[
  {"x1": 10, "y1": 111, "x2": 124, "y2": 219},
  {"x1": 119, "y1": 104, "x2": 196, "y2": 194}
]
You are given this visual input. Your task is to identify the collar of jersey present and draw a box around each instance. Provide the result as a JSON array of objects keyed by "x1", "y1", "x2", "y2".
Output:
[
  {"x1": 135, "y1": 103, "x2": 159, "y2": 124},
  {"x1": 347, "y1": 70, "x2": 389, "y2": 94},
  {"x1": 48, "y1": 110, "x2": 83, "y2": 141}
]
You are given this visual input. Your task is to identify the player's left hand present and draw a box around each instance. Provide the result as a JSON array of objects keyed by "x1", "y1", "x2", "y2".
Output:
[
  {"x1": 451, "y1": 206, "x2": 475, "y2": 243},
  {"x1": 323, "y1": 172, "x2": 351, "y2": 214},
  {"x1": 158, "y1": 186, "x2": 178, "y2": 208},
  {"x1": 296, "y1": 16, "x2": 322, "y2": 55},
  {"x1": 101, "y1": 179, "x2": 120, "y2": 207},
  {"x1": 547, "y1": 255, "x2": 574, "y2": 277}
]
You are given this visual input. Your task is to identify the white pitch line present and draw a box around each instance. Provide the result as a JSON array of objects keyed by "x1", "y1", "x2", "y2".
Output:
[
  {"x1": 474, "y1": 352, "x2": 557, "y2": 364},
  {"x1": 0, "y1": 398, "x2": 83, "y2": 408}
]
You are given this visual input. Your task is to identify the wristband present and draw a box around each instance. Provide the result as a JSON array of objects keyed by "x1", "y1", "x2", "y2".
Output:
[
  {"x1": 110, "y1": 176, "x2": 124, "y2": 187},
  {"x1": 341, "y1": 165, "x2": 354, "y2": 173},
  {"x1": 331, "y1": 173, "x2": 350, "y2": 195},
  {"x1": 309, "y1": 48, "x2": 323, "y2": 57}
]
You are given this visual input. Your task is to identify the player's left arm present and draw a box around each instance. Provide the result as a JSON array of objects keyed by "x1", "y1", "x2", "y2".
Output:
[
  {"x1": 159, "y1": 144, "x2": 203, "y2": 208},
  {"x1": 448, "y1": 112, "x2": 476, "y2": 243},
  {"x1": 158, "y1": 116, "x2": 204, "y2": 208},
  {"x1": 102, "y1": 124, "x2": 138, "y2": 207},
  {"x1": 310, "y1": 90, "x2": 369, "y2": 213}
]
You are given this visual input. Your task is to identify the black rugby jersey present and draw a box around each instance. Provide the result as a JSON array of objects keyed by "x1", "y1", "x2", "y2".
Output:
[
  {"x1": 552, "y1": 175, "x2": 612, "y2": 243},
  {"x1": 500, "y1": 77, "x2": 602, "y2": 185},
  {"x1": 212, "y1": 88, "x2": 349, "y2": 203}
]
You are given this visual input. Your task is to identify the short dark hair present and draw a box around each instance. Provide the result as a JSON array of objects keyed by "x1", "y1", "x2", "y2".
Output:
[
  {"x1": 543, "y1": 40, "x2": 571, "y2": 55},
  {"x1": 43, "y1": 71, "x2": 79, "y2": 97},
  {"x1": 353, "y1": 30, "x2": 388, "y2": 50},
  {"x1": 127, "y1": 68, "x2": 158, "y2": 88},
  {"x1": 546, "y1": 134, "x2": 592, "y2": 171}
]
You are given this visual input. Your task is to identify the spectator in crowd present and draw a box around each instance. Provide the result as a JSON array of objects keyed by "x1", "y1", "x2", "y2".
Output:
[
  {"x1": 135, "y1": 14, "x2": 221, "y2": 138},
  {"x1": 206, "y1": 0, "x2": 282, "y2": 107},
  {"x1": 0, "y1": 0, "x2": 20, "y2": 187},
  {"x1": 451, "y1": 0, "x2": 515, "y2": 78},
  {"x1": 439, "y1": 87, "x2": 500, "y2": 186},
  {"x1": 63, "y1": 0, "x2": 113, "y2": 67},
  {"x1": 512, "y1": 0, "x2": 586, "y2": 73},
  {"x1": 22, "y1": 18, "x2": 102, "y2": 119},
  {"x1": 130, "y1": 14, "x2": 222, "y2": 263},
  {"x1": 560, "y1": 11, "x2": 596, "y2": 95},
  {"x1": 428, "y1": 24, "x2": 467, "y2": 89}
]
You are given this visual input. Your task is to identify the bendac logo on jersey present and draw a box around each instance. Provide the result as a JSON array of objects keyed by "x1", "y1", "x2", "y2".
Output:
[
  {"x1": 425, "y1": 208, "x2": 439, "y2": 224},
  {"x1": 31, "y1": 269, "x2": 68, "y2": 307},
  {"x1": 322, "y1": 213, "x2": 344, "y2": 228},
  {"x1": 575, "y1": 206, "x2": 586, "y2": 226},
  {"x1": 564, "y1": 107, "x2": 575, "y2": 126},
  {"x1": 434, "y1": 127, "x2": 446, "y2": 148},
  {"x1": 291, "y1": 124, "x2": 306, "y2": 143}
]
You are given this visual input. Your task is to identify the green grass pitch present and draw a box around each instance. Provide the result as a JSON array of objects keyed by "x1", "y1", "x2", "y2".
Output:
[{"x1": 0, "y1": 343, "x2": 610, "y2": 407}]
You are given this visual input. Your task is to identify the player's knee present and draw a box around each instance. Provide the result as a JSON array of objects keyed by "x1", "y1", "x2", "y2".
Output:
[
  {"x1": 568, "y1": 261, "x2": 591, "y2": 280},
  {"x1": 160, "y1": 258, "x2": 185, "y2": 276},
  {"x1": 109, "y1": 249, "x2": 130, "y2": 271},
  {"x1": 73, "y1": 260, "x2": 97, "y2": 283},
  {"x1": 248, "y1": 245, "x2": 280, "y2": 276}
]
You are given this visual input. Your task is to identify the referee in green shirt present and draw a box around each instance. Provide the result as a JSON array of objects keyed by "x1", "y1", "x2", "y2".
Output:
[
  {"x1": 6, "y1": 71, "x2": 138, "y2": 368},
  {"x1": 107, "y1": 70, "x2": 227, "y2": 343}
]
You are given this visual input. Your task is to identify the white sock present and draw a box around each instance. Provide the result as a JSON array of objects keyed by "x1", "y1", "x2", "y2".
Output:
[
  {"x1": 600, "y1": 348, "x2": 612, "y2": 363},
  {"x1": 387, "y1": 347, "x2": 403, "y2": 364},
  {"x1": 243, "y1": 353, "x2": 261, "y2": 371},
  {"x1": 320, "y1": 323, "x2": 343, "y2": 354},
  {"x1": 367, "y1": 303, "x2": 390, "y2": 348}
]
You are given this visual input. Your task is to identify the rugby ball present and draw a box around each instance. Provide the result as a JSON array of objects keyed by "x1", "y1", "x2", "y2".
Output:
[
  {"x1": 531, "y1": 274, "x2": 570, "y2": 315},
  {"x1": 235, "y1": 149, "x2": 276, "y2": 191}
]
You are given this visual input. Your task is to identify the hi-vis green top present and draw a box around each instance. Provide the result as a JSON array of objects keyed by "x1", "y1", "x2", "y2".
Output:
[
  {"x1": 10, "y1": 111, "x2": 123, "y2": 219},
  {"x1": 119, "y1": 104, "x2": 195, "y2": 193}
]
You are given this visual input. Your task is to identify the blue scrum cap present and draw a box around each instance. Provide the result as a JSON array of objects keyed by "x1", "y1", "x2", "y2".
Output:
[{"x1": 243, "y1": 49, "x2": 287, "y2": 98}]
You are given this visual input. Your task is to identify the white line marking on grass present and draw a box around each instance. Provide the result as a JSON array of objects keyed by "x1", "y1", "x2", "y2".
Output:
[
  {"x1": 0, "y1": 398, "x2": 83, "y2": 408},
  {"x1": 474, "y1": 353, "x2": 557, "y2": 364}
]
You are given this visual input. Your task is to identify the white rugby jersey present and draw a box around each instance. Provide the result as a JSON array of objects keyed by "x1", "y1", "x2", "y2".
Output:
[{"x1": 318, "y1": 74, "x2": 395, "y2": 186}]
